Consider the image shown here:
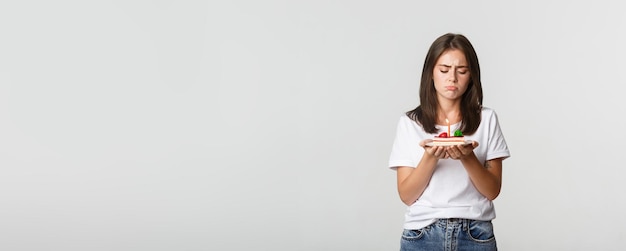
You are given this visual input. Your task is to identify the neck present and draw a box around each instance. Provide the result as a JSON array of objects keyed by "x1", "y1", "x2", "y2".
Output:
[{"x1": 438, "y1": 100, "x2": 461, "y2": 124}]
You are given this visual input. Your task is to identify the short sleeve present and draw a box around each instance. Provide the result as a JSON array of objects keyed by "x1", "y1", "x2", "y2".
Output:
[
  {"x1": 486, "y1": 110, "x2": 511, "y2": 161},
  {"x1": 388, "y1": 116, "x2": 424, "y2": 170}
]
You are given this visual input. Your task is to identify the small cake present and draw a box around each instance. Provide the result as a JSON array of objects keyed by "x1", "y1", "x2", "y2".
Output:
[{"x1": 431, "y1": 130, "x2": 466, "y2": 146}]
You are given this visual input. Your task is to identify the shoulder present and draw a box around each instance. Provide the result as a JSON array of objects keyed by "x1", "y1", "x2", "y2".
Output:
[
  {"x1": 481, "y1": 106, "x2": 496, "y2": 115},
  {"x1": 480, "y1": 106, "x2": 500, "y2": 119},
  {"x1": 397, "y1": 113, "x2": 420, "y2": 127},
  {"x1": 394, "y1": 113, "x2": 424, "y2": 135},
  {"x1": 399, "y1": 113, "x2": 412, "y2": 122},
  {"x1": 479, "y1": 106, "x2": 506, "y2": 131}
]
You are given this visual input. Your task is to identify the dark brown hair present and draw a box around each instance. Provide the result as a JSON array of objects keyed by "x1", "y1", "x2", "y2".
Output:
[{"x1": 406, "y1": 33, "x2": 483, "y2": 135}]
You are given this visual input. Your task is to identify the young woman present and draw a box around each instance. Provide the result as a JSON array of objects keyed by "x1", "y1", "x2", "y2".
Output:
[{"x1": 388, "y1": 33, "x2": 510, "y2": 251}]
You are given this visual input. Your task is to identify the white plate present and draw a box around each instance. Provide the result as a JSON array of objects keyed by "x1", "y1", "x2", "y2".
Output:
[{"x1": 425, "y1": 140, "x2": 473, "y2": 147}]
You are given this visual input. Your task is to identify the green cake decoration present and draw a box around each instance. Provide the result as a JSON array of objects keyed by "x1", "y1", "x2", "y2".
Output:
[{"x1": 453, "y1": 129, "x2": 463, "y2": 137}]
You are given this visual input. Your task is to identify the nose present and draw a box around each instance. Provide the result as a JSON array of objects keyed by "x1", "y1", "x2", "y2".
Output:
[{"x1": 449, "y1": 70, "x2": 457, "y2": 83}]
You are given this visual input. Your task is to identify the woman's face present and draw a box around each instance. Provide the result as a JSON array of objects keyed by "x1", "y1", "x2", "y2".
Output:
[{"x1": 432, "y1": 49, "x2": 471, "y2": 101}]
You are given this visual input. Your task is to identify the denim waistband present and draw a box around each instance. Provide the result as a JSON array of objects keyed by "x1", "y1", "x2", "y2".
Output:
[{"x1": 435, "y1": 218, "x2": 470, "y2": 231}]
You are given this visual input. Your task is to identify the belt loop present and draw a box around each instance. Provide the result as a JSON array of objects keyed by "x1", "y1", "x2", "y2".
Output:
[{"x1": 437, "y1": 218, "x2": 445, "y2": 228}]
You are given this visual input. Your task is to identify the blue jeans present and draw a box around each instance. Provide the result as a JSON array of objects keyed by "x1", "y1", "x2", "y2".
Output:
[{"x1": 400, "y1": 219, "x2": 497, "y2": 251}]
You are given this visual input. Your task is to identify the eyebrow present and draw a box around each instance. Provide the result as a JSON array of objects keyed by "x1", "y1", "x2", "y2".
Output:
[{"x1": 437, "y1": 64, "x2": 468, "y2": 68}]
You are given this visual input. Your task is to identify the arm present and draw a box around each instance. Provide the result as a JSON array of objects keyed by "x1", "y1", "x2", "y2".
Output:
[
  {"x1": 396, "y1": 143, "x2": 447, "y2": 206},
  {"x1": 460, "y1": 155, "x2": 503, "y2": 200},
  {"x1": 447, "y1": 143, "x2": 503, "y2": 200}
]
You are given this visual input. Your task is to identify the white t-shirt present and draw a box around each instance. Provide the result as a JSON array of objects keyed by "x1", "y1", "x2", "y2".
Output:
[{"x1": 388, "y1": 107, "x2": 510, "y2": 230}]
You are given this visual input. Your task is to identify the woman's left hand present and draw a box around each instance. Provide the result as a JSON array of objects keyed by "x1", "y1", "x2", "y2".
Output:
[{"x1": 446, "y1": 141, "x2": 479, "y2": 160}]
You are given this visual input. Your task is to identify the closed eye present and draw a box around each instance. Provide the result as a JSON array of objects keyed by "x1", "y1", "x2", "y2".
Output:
[{"x1": 440, "y1": 70, "x2": 468, "y2": 74}]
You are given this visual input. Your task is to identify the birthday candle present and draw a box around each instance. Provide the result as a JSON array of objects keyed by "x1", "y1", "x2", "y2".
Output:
[{"x1": 446, "y1": 118, "x2": 450, "y2": 137}]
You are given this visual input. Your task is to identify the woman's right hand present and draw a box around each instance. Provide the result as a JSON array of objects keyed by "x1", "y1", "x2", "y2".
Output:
[{"x1": 420, "y1": 140, "x2": 449, "y2": 159}]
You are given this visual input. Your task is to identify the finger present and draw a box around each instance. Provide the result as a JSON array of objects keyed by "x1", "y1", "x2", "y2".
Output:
[
  {"x1": 448, "y1": 146, "x2": 460, "y2": 156},
  {"x1": 442, "y1": 147, "x2": 452, "y2": 159},
  {"x1": 426, "y1": 146, "x2": 439, "y2": 157},
  {"x1": 425, "y1": 148, "x2": 435, "y2": 156},
  {"x1": 471, "y1": 141, "x2": 479, "y2": 148},
  {"x1": 420, "y1": 139, "x2": 434, "y2": 148},
  {"x1": 448, "y1": 152, "x2": 456, "y2": 159},
  {"x1": 456, "y1": 145, "x2": 468, "y2": 155},
  {"x1": 461, "y1": 144, "x2": 475, "y2": 155},
  {"x1": 455, "y1": 146, "x2": 467, "y2": 158},
  {"x1": 434, "y1": 146, "x2": 445, "y2": 157},
  {"x1": 430, "y1": 148, "x2": 437, "y2": 157},
  {"x1": 438, "y1": 147, "x2": 450, "y2": 159}
]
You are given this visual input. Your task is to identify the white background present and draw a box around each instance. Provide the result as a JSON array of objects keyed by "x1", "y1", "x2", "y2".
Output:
[{"x1": 1, "y1": 1, "x2": 625, "y2": 250}]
